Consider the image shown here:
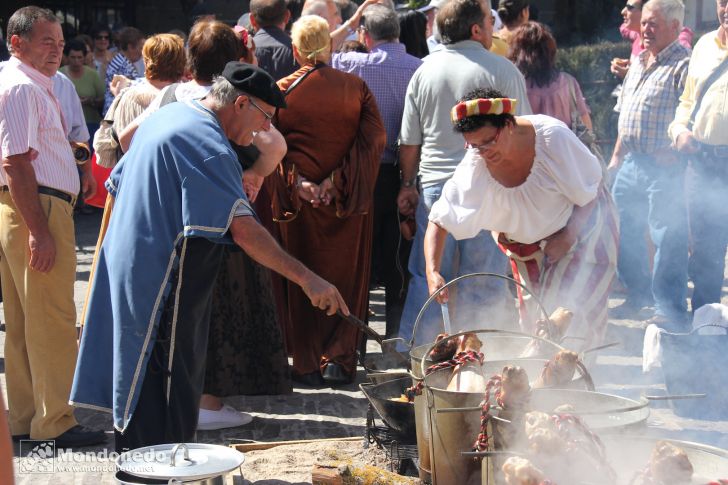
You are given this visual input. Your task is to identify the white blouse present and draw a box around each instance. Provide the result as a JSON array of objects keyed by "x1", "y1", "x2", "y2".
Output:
[{"x1": 429, "y1": 115, "x2": 602, "y2": 244}]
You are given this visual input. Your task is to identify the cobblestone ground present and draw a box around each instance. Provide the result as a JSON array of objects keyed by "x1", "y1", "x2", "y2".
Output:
[{"x1": 2, "y1": 209, "x2": 728, "y2": 484}]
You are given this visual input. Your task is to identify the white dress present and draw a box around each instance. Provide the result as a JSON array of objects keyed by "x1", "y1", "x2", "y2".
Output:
[{"x1": 429, "y1": 115, "x2": 618, "y2": 351}]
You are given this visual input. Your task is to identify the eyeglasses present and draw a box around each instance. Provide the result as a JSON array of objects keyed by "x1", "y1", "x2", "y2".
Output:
[
  {"x1": 624, "y1": 2, "x2": 641, "y2": 11},
  {"x1": 466, "y1": 127, "x2": 502, "y2": 152},
  {"x1": 248, "y1": 97, "x2": 274, "y2": 120}
]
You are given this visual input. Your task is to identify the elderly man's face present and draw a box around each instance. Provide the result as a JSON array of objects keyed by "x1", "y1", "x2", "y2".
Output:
[
  {"x1": 641, "y1": 6, "x2": 678, "y2": 54},
  {"x1": 12, "y1": 20, "x2": 64, "y2": 77},
  {"x1": 718, "y1": 0, "x2": 728, "y2": 32},
  {"x1": 228, "y1": 95, "x2": 275, "y2": 146}
]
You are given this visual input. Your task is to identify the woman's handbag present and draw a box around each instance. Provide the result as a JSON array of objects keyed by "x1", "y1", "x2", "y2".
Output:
[{"x1": 567, "y1": 77, "x2": 606, "y2": 168}]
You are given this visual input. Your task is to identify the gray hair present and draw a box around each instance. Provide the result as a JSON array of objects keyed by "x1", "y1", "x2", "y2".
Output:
[
  {"x1": 7, "y1": 6, "x2": 58, "y2": 40},
  {"x1": 643, "y1": 0, "x2": 684, "y2": 27},
  {"x1": 363, "y1": 4, "x2": 400, "y2": 41},
  {"x1": 207, "y1": 75, "x2": 245, "y2": 109},
  {"x1": 302, "y1": 0, "x2": 330, "y2": 18}
]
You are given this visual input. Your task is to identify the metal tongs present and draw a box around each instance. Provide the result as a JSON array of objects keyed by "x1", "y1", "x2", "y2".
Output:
[{"x1": 337, "y1": 311, "x2": 410, "y2": 367}]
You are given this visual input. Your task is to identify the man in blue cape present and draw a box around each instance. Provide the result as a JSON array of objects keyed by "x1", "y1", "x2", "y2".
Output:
[{"x1": 70, "y1": 62, "x2": 349, "y2": 452}]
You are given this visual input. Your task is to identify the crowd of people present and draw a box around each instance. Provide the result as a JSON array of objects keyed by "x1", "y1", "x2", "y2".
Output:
[{"x1": 0, "y1": 0, "x2": 726, "y2": 467}]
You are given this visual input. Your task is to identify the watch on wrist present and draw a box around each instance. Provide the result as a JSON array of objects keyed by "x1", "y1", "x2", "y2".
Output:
[{"x1": 401, "y1": 176, "x2": 417, "y2": 188}]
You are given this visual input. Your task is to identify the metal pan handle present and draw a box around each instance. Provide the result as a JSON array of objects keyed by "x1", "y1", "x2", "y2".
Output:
[
  {"x1": 169, "y1": 443, "x2": 190, "y2": 467},
  {"x1": 644, "y1": 393, "x2": 707, "y2": 401},
  {"x1": 409, "y1": 272, "x2": 555, "y2": 349}
]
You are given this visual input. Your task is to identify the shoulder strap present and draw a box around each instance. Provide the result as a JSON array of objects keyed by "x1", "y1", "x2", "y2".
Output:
[
  {"x1": 159, "y1": 83, "x2": 180, "y2": 107},
  {"x1": 566, "y1": 74, "x2": 579, "y2": 113},
  {"x1": 284, "y1": 64, "x2": 323, "y2": 97},
  {"x1": 688, "y1": 56, "x2": 728, "y2": 130}
]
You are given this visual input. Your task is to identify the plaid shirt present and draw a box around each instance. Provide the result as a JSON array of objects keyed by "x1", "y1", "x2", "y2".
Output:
[
  {"x1": 332, "y1": 43, "x2": 422, "y2": 164},
  {"x1": 616, "y1": 40, "x2": 691, "y2": 155}
]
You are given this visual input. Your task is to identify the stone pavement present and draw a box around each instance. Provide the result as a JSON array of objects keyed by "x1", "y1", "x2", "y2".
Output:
[{"x1": 2, "y1": 209, "x2": 728, "y2": 484}]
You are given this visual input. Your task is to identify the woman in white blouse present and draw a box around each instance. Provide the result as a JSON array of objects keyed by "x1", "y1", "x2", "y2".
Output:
[{"x1": 425, "y1": 88, "x2": 618, "y2": 350}]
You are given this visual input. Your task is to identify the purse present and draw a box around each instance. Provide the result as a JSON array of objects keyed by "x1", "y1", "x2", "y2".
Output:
[{"x1": 567, "y1": 76, "x2": 606, "y2": 168}]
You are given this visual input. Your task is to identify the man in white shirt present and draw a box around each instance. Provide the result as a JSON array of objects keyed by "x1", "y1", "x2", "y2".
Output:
[{"x1": 0, "y1": 6, "x2": 102, "y2": 447}]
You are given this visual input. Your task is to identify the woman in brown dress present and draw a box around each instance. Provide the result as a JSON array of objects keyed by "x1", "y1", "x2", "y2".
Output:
[{"x1": 271, "y1": 14, "x2": 386, "y2": 386}]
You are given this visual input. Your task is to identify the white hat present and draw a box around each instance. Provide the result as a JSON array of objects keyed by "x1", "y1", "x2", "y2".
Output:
[{"x1": 418, "y1": 0, "x2": 448, "y2": 13}]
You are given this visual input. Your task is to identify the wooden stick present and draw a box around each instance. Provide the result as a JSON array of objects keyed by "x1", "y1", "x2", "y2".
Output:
[{"x1": 229, "y1": 436, "x2": 361, "y2": 452}]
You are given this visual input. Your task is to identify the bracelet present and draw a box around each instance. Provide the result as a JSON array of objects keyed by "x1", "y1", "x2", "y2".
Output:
[
  {"x1": 330, "y1": 171, "x2": 335, "y2": 184},
  {"x1": 295, "y1": 176, "x2": 306, "y2": 189}
]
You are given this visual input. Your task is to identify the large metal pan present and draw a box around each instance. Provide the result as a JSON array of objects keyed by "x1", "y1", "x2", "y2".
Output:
[
  {"x1": 408, "y1": 272, "x2": 569, "y2": 485},
  {"x1": 359, "y1": 376, "x2": 416, "y2": 441},
  {"x1": 476, "y1": 436, "x2": 728, "y2": 484},
  {"x1": 419, "y1": 332, "x2": 641, "y2": 485}
]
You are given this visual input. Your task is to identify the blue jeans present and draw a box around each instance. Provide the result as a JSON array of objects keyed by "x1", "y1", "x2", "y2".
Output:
[
  {"x1": 688, "y1": 158, "x2": 728, "y2": 313},
  {"x1": 397, "y1": 182, "x2": 509, "y2": 347},
  {"x1": 611, "y1": 152, "x2": 688, "y2": 320}
]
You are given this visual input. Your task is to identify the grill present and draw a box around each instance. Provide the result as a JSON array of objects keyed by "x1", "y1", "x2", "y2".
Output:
[{"x1": 364, "y1": 404, "x2": 421, "y2": 477}]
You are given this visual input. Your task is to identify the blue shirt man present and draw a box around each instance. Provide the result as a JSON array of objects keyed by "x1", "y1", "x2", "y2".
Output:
[{"x1": 70, "y1": 63, "x2": 347, "y2": 452}]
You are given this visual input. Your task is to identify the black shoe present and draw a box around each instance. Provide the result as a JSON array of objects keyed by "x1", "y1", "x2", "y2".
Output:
[
  {"x1": 322, "y1": 363, "x2": 352, "y2": 386},
  {"x1": 53, "y1": 425, "x2": 107, "y2": 448},
  {"x1": 291, "y1": 371, "x2": 325, "y2": 387},
  {"x1": 11, "y1": 434, "x2": 30, "y2": 441}
]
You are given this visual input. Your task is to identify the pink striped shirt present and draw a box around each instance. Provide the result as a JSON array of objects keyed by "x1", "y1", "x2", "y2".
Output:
[{"x1": 0, "y1": 56, "x2": 79, "y2": 195}]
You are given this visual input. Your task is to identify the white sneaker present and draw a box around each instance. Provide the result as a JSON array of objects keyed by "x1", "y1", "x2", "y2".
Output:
[{"x1": 197, "y1": 404, "x2": 253, "y2": 431}]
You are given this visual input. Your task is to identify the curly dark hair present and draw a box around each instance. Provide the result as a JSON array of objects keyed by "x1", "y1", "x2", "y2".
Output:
[
  {"x1": 453, "y1": 88, "x2": 516, "y2": 133},
  {"x1": 508, "y1": 21, "x2": 558, "y2": 88}
]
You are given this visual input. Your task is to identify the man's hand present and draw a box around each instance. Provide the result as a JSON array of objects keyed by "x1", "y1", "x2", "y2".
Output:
[
  {"x1": 606, "y1": 156, "x2": 621, "y2": 186},
  {"x1": 543, "y1": 227, "x2": 577, "y2": 264},
  {"x1": 318, "y1": 177, "x2": 338, "y2": 206},
  {"x1": 610, "y1": 58, "x2": 630, "y2": 79},
  {"x1": 397, "y1": 186, "x2": 418, "y2": 217},
  {"x1": 81, "y1": 171, "x2": 97, "y2": 200},
  {"x1": 301, "y1": 273, "x2": 350, "y2": 316},
  {"x1": 675, "y1": 131, "x2": 699, "y2": 154},
  {"x1": 243, "y1": 171, "x2": 264, "y2": 203},
  {"x1": 654, "y1": 146, "x2": 680, "y2": 165},
  {"x1": 297, "y1": 179, "x2": 323, "y2": 208},
  {"x1": 28, "y1": 229, "x2": 56, "y2": 273}
]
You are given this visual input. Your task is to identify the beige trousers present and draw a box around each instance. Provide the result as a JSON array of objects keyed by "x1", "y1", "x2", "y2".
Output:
[{"x1": 0, "y1": 191, "x2": 78, "y2": 439}]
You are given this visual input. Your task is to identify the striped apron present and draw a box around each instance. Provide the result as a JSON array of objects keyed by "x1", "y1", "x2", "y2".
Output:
[{"x1": 497, "y1": 186, "x2": 619, "y2": 351}]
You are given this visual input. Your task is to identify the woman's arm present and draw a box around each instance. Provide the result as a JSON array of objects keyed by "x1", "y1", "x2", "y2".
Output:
[
  {"x1": 543, "y1": 196, "x2": 597, "y2": 263},
  {"x1": 424, "y1": 221, "x2": 450, "y2": 304}
]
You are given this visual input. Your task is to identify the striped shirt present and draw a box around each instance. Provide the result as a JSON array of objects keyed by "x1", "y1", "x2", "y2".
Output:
[
  {"x1": 0, "y1": 57, "x2": 79, "y2": 195},
  {"x1": 104, "y1": 53, "x2": 139, "y2": 114},
  {"x1": 615, "y1": 40, "x2": 691, "y2": 155}
]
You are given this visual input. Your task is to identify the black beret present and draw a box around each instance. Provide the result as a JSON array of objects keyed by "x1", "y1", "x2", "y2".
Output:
[{"x1": 222, "y1": 61, "x2": 287, "y2": 109}]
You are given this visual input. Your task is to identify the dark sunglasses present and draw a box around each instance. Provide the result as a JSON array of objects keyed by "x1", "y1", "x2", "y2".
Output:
[{"x1": 624, "y1": 2, "x2": 641, "y2": 11}]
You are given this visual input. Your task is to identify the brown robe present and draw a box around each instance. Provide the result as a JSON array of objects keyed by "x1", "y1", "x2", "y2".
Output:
[{"x1": 271, "y1": 64, "x2": 386, "y2": 377}]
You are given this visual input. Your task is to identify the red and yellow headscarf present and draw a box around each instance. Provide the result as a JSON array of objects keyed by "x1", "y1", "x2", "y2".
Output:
[{"x1": 451, "y1": 98, "x2": 518, "y2": 123}]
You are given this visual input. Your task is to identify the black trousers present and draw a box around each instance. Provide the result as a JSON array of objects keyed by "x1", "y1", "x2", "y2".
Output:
[
  {"x1": 115, "y1": 238, "x2": 224, "y2": 453},
  {"x1": 371, "y1": 164, "x2": 412, "y2": 338}
]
